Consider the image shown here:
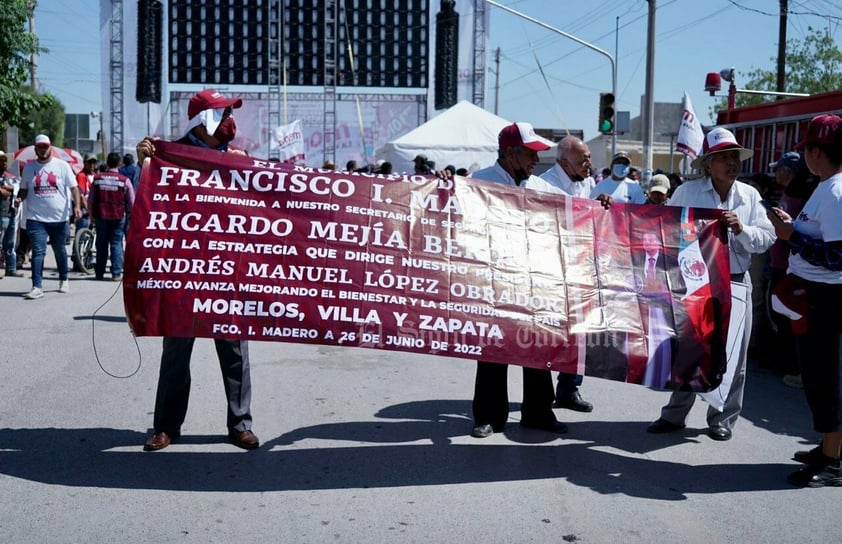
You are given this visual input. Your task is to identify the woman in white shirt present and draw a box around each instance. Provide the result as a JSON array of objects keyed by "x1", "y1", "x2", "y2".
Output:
[{"x1": 767, "y1": 114, "x2": 842, "y2": 488}]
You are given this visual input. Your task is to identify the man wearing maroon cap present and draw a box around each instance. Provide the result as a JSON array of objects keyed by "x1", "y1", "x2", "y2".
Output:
[
  {"x1": 468, "y1": 122, "x2": 568, "y2": 438},
  {"x1": 647, "y1": 127, "x2": 775, "y2": 442},
  {"x1": 136, "y1": 89, "x2": 258, "y2": 452}
]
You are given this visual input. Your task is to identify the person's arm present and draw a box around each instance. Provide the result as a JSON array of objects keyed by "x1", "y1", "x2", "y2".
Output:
[
  {"x1": 70, "y1": 186, "x2": 82, "y2": 219},
  {"x1": 787, "y1": 232, "x2": 842, "y2": 270}
]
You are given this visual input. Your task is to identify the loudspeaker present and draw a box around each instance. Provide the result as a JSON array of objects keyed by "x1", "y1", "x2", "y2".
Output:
[{"x1": 136, "y1": 0, "x2": 163, "y2": 104}]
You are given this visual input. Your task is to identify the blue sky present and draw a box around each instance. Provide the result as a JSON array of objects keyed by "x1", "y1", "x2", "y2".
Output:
[{"x1": 34, "y1": 0, "x2": 841, "y2": 141}]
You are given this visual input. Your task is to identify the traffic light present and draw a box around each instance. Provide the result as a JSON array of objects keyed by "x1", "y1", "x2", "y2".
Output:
[{"x1": 598, "y1": 92, "x2": 616, "y2": 134}]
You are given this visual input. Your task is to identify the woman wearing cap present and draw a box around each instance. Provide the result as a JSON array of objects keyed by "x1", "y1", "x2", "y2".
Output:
[
  {"x1": 766, "y1": 114, "x2": 842, "y2": 487},
  {"x1": 647, "y1": 127, "x2": 775, "y2": 442}
]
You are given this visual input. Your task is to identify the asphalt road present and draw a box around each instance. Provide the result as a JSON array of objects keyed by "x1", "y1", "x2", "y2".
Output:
[{"x1": 0, "y1": 251, "x2": 836, "y2": 543}]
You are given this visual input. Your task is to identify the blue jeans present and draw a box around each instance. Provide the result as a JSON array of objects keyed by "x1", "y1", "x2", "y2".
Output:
[
  {"x1": 95, "y1": 217, "x2": 126, "y2": 277},
  {"x1": 27, "y1": 219, "x2": 69, "y2": 288},
  {"x1": 1, "y1": 216, "x2": 16, "y2": 271}
]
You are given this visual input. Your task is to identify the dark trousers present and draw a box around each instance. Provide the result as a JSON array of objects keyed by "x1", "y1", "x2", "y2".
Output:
[
  {"x1": 472, "y1": 361, "x2": 556, "y2": 428},
  {"x1": 556, "y1": 373, "x2": 583, "y2": 399},
  {"x1": 153, "y1": 337, "x2": 253, "y2": 434}
]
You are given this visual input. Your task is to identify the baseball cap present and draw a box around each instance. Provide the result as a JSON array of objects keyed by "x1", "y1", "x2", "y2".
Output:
[
  {"x1": 795, "y1": 114, "x2": 842, "y2": 150},
  {"x1": 34, "y1": 134, "x2": 51, "y2": 146},
  {"x1": 768, "y1": 151, "x2": 801, "y2": 171},
  {"x1": 648, "y1": 173, "x2": 670, "y2": 194},
  {"x1": 86, "y1": 156, "x2": 98, "y2": 163},
  {"x1": 690, "y1": 127, "x2": 753, "y2": 169},
  {"x1": 413, "y1": 154, "x2": 428, "y2": 163},
  {"x1": 187, "y1": 89, "x2": 243, "y2": 120},
  {"x1": 498, "y1": 122, "x2": 552, "y2": 151},
  {"x1": 611, "y1": 151, "x2": 631, "y2": 165}
]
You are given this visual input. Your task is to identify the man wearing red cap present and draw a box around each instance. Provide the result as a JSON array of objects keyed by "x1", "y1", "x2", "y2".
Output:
[
  {"x1": 467, "y1": 122, "x2": 567, "y2": 438},
  {"x1": 136, "y1": 89, "x2": 259, "y2": 452},
  {"x1": 647, "y1": 127, "x2": 775, "y2": 442}
]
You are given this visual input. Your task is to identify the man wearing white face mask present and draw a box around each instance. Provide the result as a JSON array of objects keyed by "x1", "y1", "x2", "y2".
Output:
[
  {"x1": 590, "y1": 151, "x2": 646, "y2": 204},
  {"x1": 136, "y1": 89, "x2": 259, "y2": 452}
]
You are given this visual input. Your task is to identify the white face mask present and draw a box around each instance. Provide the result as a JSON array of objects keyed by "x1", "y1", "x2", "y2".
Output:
[{"x1": 612, "y1": 164, "x2": 629, "y2": 178}]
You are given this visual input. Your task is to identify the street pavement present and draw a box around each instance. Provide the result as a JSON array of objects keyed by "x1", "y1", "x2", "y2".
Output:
[{"x1": 0, "y1": 249, "x2": 837, "y2": 543}]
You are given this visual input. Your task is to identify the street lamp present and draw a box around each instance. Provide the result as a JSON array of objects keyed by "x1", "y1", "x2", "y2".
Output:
[
  {"x1": 91, "y1": 111, "x2": 107, "y2": 157},
  {"x1": 704, "y1": 67, "x2": 808, "y2": 111}
]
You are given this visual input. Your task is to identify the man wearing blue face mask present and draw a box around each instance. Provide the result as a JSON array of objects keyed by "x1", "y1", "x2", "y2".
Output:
[{"x1": 590, "y1": 151, "x2": 646, "y2": 204}]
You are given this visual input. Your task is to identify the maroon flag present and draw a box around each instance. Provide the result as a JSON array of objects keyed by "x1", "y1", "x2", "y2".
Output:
[{"x1": 124, "y1": 141, "x2": 730, "y2": 391}]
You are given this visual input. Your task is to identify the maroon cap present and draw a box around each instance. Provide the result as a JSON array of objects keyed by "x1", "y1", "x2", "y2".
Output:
[
  {"x1": 187, "y1": 89, "x2": 243, "y2": 120},
  {"x1": 498, "y1": 122, "x2": 551, "y2": 151},
  {"x1": 795, "y1": 114, "x2": 842, "y2": 150}
]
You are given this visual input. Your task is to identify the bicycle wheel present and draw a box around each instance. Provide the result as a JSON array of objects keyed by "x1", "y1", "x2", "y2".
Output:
[{"x1": 72, "y1": 227, "x2": 96, "y2": 274}]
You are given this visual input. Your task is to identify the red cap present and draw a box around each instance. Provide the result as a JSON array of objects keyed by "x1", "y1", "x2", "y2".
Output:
[
  {"x1": 498, "y1": 122, "x2": 551, "y2": 151},
  {"x1": 795, "y1": 114, "x2": 842, "y2": 150},
  {"x1": 187, "y1": 89, "x2": 243, "y2": 120}
]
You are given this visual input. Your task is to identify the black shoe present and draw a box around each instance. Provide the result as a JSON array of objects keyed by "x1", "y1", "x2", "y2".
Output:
[
  {"x1": 471, "y1": 424, "x2": 494, "y2": 438},
  {"x1": 787, "y1": 457, "x2": 842, "y2": 488},
  {"x1": 555, "y1": 391, "x2": 593, "y2": 412},
  {"x1": 520, "y1": 419, "x2": 568, "y2": 434},
  {"x1": 707, "y1": 426, "x2": 732, "y2": 441},
  {"x1": 647, "y1": 418, "x2": 686, "y2": 434},
  {"x1": 793, "y1": 445, "x2": 824, "y2": 465}
]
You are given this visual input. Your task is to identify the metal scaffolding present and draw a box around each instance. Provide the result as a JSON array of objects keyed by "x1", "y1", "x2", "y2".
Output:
[
  {"x1": 472, "y1": 0, "x2": 487, "y2": 108},
  {"x1": 109, "y1": 0, "x2": 123, "y2": 154},
  {"x1": 267, "y1": 0, "x2": 283, "y2": 159},
  {"x1": 323, "y1": 0, "x2": 338, "y2": 162}
]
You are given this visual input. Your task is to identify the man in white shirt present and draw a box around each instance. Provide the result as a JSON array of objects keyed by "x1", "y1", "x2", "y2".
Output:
[
  {"x1": 647, "y1": 127, "x2": 775, "y2": 441},
  {"x1": 591, "y1": 151, "x2": 646, "y2": 204},
  {"x1": 17, "y1": 134, "x2": 82, "y2": 299},
  {"x1": 539, "y1": 137, "x2": 595, "y2": 413},
  {"x1": 468, "y1": 122, "x2": 568, "y2": 438}
]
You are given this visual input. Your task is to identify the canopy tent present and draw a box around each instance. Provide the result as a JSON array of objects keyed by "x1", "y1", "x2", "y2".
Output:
[{"x1": 376, "y1": 101, "x2": 512, "y2": 174}]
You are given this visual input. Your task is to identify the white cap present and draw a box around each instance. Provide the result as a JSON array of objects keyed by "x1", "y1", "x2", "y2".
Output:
[{"x1": 34, "y1": 134, "x2": 51, "y2": 146}]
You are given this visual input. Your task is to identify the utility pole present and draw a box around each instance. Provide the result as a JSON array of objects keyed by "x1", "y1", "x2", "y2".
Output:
[
  {"x1": 642, "y1": 0, "x2": 656, "y2": 174},
  {"x1": 28, "y1": 1, "x2": 38, "y2": 91},
  {"x1": 776, "y1": 0, "x2": 788, "y2": 94},
  {"x1": 494, "y1": 47, "x2": 501, "y2": 115}
]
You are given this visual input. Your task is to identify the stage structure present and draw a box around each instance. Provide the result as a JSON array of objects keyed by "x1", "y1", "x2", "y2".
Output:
[{"x1": 102, "y1": 0, "x2": 488, "y2": 167}]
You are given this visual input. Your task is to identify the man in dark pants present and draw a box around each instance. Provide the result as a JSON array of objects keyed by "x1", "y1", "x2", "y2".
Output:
[
  {"x1": 136, "y1": 89, "x2": 259, "y2": 451},
  {"x1": 467, "y1": 122, "x2": 569, "y2": 438}
]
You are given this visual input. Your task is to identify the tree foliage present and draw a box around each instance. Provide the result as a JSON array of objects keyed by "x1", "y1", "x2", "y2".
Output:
[
  {"x1": 0, "y1": 0, "x2": 56, "y2": 131},
  {"x1": 18, "y1": 87, "x2": 65, "y2": 147},
  {"x1": 711, "y1": 26, "x2": 842, "y2": 116}
]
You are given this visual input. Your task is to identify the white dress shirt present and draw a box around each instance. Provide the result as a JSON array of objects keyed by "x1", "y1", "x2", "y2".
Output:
[
  {"x1": 668, "y1": 177, "x2": 775, "y2": 274},
  {"x1": 470, "y1": 161, "x2": 563, "y2": 194},
  {"x1": 589, "y1": 176, "x2": 646, "y2": 204},
  {"x1": 539, "y1": 162, "x2": 595, "y2": 198}
]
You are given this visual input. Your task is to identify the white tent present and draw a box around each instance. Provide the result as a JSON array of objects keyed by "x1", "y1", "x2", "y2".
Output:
[{"x1": 376, "y1": 101, "x2": 512, "y2": 174}]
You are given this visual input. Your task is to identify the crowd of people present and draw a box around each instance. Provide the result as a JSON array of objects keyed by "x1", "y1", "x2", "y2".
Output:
[{"x1": 2, "y1": 88, "x2": 838, "y2": 488}]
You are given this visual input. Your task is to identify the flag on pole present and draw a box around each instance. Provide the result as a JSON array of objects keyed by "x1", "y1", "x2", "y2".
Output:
[
  {"x1": 271, "y1": 119, "x2": 305, "y2": 164},
  {"x1": 676, "y1": 92, "x2": 704, "y2": 159}
]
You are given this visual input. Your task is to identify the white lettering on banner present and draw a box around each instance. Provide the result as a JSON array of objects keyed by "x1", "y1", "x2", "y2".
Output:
[
  {"x1": 195, "y1": 194, "x2": 266, "y2": 207},
  {"x1": 207, "y1": 240, "x2": 298, "y2": 255},
  {"x1": 287, "y1": 200, "x2": 340, "y2": 212},
  {"x1": 147, "y1": 212, "x2": 294, "y2": 236},
  {"x1": 338, "y1": 291, "x2": 407, "y2": 305},
  {"x1": 239, "y1": 284, "x2": 318, "y2": 296},
  {"x1": 307, "y1": 221, "x2": 407, "y2": 249},
  {"x1": 409, "y1": 190, "x2": 463, "y2": 214},
  {"x1": 401, "y1": 257, "x2": 467, "y2": 273},
  {"x1": 317, "y1": 305, "x2": 382, "y2": 324},
  {"x1": 184, "y1": 281, "x2": 235, "y2": 291},
  {"x1": 158, "y1": 167, "x2": 357, "y2": 198},
  {"x1": 243, "y1": 264, "x2": 353, "y2": 283},
  {"x1": 417, "y1": 315, "x2": 504, "y2": 339},
  {"x1": 139, "y1": 257, "x2": 235, "y2": 275},
  {"x1": 262, "y1": 327, "x2": 319, "y2": 338},
  {"x1": 345, "y1": 250, "x2": 395, "y2": 264},
  {"x1": 193, "y1": 298, "x2": 302, "y2": 318},
  {"x1": 363, "y1": 270, "x2": 440, "y2": 294}
]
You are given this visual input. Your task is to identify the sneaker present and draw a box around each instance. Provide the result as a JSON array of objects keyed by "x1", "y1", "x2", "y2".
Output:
[
  {"x1": 23, "y1": 287, "x2": 44, "y2": 300},
  {"x1": 5, "y1": 270, "x2": 24, "y2": 277},
  {"x1": 58, "y1": 281, "x2": 69, "y2": 293},
  {"x1": 793, "y1": 445, "x2": 825, "y2": 465},
  {"x1": 112, "y1": 274, "x2": 123, "y2": 282},
  {"x1": 782, "y1": 374, "x2": 803, "y2": 389}
]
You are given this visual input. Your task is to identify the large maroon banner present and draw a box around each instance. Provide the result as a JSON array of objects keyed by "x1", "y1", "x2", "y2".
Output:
[{"x1": 124, "y1": 142, "x2": 731, "y2": 391}]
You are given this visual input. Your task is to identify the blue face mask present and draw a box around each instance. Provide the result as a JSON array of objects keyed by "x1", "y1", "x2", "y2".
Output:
[{"x1": 612, "y1": 164, "x2": 629, "y2": 178}]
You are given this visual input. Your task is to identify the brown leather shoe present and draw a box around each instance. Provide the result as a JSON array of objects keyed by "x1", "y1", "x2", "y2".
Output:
[
  {"x1": 229, "y1": 430, "x2": 260, "y2": 450},
  {"x1": 143, "y1": 431, "x2": 179, "y2": 451}
]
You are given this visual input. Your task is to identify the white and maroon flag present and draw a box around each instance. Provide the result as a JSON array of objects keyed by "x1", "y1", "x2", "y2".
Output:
[
  {"x1": 270, "y1": 119, "x2": 305, "y2": 164},
  {"x1": 124, "y1": 141, "x2": 732, "y2": 391},
  {"x1": 676, "y1": 92, "x2": 704, "y2": 159}
]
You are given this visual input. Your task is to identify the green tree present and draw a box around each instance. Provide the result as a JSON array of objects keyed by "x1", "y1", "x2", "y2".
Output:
[
  {"x1": 18, "y1": 87, "x2": 65, "y2": 147},
  {"x1": 711, "y1": 26, "x2": 842, "y2": 116},
  {"x1": 0, "y1": 0, "x2": 55, "y2": 131}
]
